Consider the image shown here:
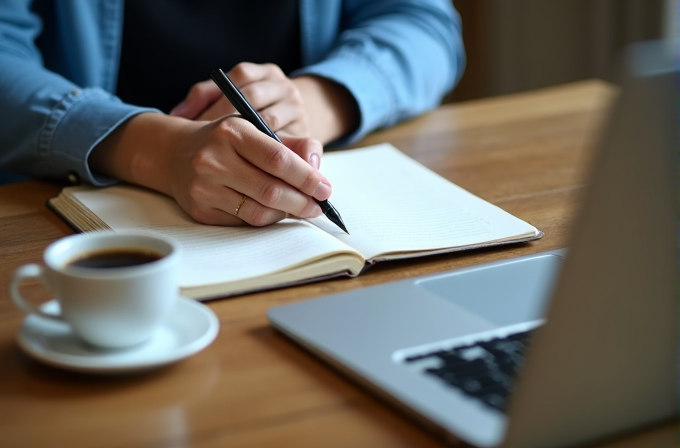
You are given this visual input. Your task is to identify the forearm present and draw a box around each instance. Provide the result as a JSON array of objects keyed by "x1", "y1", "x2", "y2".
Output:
[{"x1": 89, "y1": 113, "x2": 195, "y2": 196}]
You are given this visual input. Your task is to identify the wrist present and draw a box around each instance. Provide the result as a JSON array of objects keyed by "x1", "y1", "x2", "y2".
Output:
[
  {"x1": 292, "y1": 75, "x2": 359, "y2": 145},
  {"x1": 89, "y1": 113, "x2": 194, "y2": 196}
]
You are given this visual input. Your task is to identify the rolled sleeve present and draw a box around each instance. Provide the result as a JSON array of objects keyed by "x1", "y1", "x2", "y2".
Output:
[
  {"x1": 0, "y1": 56, "x2": 158, "y2": 186},
  {"x1": 295, "y1": 0, "x2": 464, "y2": 146},
  {"x1": 0, "y1": 0, "x2": 154, "y2": 186},
  {"x1": 41, "y1": 87, "x2": 157, "y2": 186},
  {"x1": 296, "y1": 50, "x2": 394, "y2": 146}
]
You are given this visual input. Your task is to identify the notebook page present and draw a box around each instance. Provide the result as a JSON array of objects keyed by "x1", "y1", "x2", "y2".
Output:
[
  {"x1": 315, "y1": 144, "x2": 538, "y2": 260},
  {"x1": 70, "y1": 186, "x2": 362, "y2": 288}
]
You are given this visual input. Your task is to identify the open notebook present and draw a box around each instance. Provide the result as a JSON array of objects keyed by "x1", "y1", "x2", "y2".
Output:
[{"x1": 48, "y1": 144, "x2": 541, "y2": 299}]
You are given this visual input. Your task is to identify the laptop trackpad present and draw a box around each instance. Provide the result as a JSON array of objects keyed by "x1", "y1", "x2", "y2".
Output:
[{"x1": 416, "y1": 254, "x2": 563, "y2": 326}]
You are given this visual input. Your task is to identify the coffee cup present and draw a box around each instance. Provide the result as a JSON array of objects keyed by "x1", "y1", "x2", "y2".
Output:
[{"x1": 10, "y1": 231, "x2": 181, "y2": 349}]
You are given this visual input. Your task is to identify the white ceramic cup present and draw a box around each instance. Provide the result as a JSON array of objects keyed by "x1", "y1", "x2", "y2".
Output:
[{"x1": 10, "y1": 231, "x2": 181, "y2": 348}]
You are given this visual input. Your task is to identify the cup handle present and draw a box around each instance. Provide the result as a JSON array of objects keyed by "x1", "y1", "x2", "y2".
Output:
[{"x1": 10, "y1": 264, "x2": 64, "y2": 321}]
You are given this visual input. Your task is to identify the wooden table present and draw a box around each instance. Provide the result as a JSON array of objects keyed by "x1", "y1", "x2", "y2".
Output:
[{"x1": 0, "y1": 80, "x2": 673, "y2": 448}]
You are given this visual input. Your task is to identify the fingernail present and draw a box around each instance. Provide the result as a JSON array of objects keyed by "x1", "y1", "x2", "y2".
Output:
[
  {"x1": 309, "y1": 153, "x2": 320, "y2": 169},
  {"x1": 313, "y1": 182, "x2": 332, "y2": 200}
]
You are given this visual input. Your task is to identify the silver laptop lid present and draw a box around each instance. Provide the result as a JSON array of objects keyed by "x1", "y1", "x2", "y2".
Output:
[{"x1": 502, "y1": 41, "x2": 678, "y2": 448}]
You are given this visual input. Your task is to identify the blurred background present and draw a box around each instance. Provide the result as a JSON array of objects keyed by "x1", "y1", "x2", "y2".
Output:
[{"x1": 448, "y1": 0, "x2": 671, "y2": 102}]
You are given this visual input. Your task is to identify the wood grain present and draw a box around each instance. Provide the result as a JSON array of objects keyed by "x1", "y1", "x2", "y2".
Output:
[{"x1": 0, "y1": 80, "x2": 671, "y2": 448}]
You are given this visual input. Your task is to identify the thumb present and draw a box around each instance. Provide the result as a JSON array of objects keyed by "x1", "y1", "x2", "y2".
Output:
[{"x1": 170, "y1": 80, "x2": 223, "y2": 119}]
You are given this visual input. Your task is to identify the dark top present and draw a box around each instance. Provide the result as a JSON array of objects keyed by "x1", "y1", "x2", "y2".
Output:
[{"x1": 116, "y1": 0, "x2": 302, "y2": 113}]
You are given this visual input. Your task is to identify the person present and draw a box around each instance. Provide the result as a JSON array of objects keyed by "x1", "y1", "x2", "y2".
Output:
[{"x1": 0, "y1": 0, "x2": 465, "y2": 227}]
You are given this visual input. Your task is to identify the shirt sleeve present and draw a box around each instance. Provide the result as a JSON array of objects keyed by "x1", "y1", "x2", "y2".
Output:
[
  {"x1": 293, "y1": 0, "x2": 465, "y2": 146},
  {"x1": 0, "y1": 4, "x2": 157, "y2": 186}
]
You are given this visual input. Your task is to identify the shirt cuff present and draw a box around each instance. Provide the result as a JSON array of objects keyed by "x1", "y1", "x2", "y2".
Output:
[
  {"x1": 42, "y1": 87, "x2": 160, "y2": 186},
  {"x1": 293, "y1": 50, "x2": 395, "y2": 147}
]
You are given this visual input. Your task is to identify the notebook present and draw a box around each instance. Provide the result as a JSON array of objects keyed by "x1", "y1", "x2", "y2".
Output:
[
  {"x1": 48, "y1": 143, "x2": 541, "y2": 300},
  {"x1": 267, "y1": 41, "x2": 678, "y2": 448}
]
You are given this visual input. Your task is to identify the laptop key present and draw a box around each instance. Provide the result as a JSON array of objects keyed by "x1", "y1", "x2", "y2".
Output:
[{"x1": 406, "y1": 329, "x2": 535, "y2": 412}]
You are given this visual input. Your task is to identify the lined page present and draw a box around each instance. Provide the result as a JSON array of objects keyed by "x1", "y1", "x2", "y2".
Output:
[
  {"x1": 70, "y1": 186, "x2": 361, "y2": 288},
  {"x1": 313, "y1": 144, "x2": 538, "y2": 259}
]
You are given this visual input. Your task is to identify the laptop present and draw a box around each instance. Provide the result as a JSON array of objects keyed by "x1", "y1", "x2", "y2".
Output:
[{"x1": 267, "y1": 41, "x2": 678, "y2": 448}]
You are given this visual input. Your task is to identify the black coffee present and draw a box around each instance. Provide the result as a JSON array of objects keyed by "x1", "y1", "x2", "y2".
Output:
[{"x1": 67, "y1": 249, "x2": 162, "y2": 269}]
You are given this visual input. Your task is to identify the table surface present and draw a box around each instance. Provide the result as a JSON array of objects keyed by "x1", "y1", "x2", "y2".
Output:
[{"x1": 0, "y1": 80, "x2": 674, "y2": 448}]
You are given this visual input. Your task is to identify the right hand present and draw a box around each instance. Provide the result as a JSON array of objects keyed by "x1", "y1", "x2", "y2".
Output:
[{"x1": 90, "y1": 113, "x2": 330, "y2": 227}]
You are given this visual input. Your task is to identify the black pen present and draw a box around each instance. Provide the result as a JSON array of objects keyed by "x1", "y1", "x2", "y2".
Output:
[{"x1": 210, "y1": 68, "x2": 349, "y2": 234}]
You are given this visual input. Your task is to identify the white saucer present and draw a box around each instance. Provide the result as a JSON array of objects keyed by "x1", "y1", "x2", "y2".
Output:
[{"x1": 17, "y1": 297, "x2": 219, "y2": 374}]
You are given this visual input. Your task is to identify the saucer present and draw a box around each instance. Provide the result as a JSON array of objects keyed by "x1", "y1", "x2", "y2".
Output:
[{"x1": 17, "y1": 297, "x2": 219, "y2": 374}]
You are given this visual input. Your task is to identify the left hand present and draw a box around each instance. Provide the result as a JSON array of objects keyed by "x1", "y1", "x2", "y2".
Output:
[{"x1": 170, "y1": 62, "x2": 310, "y2": 139}]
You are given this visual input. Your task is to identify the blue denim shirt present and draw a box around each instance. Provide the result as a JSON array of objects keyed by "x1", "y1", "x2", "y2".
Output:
[{"x1": 0, "y1": 0, "x2": 464, "y2": 185}]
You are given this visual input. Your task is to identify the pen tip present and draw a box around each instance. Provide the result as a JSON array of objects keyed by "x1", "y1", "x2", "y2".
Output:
[
  {"x1": 319, "y1": 200, "x2": 349, "y2": 234},
  {"x1": 332, "y1": 218, "x2": 349, "y2": 235}
]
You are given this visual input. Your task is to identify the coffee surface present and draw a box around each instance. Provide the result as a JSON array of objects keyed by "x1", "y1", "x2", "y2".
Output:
[{"x1": 68, "y1": 249, "x2": 162, "y2": 269}]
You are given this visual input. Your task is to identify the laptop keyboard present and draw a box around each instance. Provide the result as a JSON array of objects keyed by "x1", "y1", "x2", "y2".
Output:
[{"x1": 403, "y1": 329, "x2": 535, "y2": 412}]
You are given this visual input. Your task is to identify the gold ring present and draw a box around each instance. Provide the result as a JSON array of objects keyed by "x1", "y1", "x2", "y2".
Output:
[{"x1": 234, "y1": 194, "x2": 248, "y2": 216}]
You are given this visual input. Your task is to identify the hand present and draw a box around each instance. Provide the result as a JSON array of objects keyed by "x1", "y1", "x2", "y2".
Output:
[
  {"x1": 168, "y1": 116, "x2": 328, "y2": 226},
  {"x1": 90, "y1": 113, "x2": 330, "y2": 227},
  {"x1": 170, "y1": 62, "x2": 310, "y2": 139},
  {"x1": 292, "y1": 75, "x2": 360, "y2": 145}
]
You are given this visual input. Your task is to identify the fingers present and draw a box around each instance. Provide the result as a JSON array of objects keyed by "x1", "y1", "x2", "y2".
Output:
[
  {"x1": 230, "y1": 193, "x2": 289, "y2": 227},
  {"x1": 222, "y1": 120, "x2": 331, "y2": 202},
  {"x1": 172, "y1": 117, "x2": 328, "y2": 227},
  {"x1": 170, "y1": 62, "x2": 278, "y2": 120},
  {"x1": 228, "y1": 63, "x2": 310, "y2": 137},
  {"x1": 192, "y1": 80, "x2": 301, "y2": 126},
  {"x1": 172, "y1": 63, "x2": 310, "y2": 138},
  {"x1": 259, "y1": 99, "x2": 310, "y2": 138},
  {"x1": 170, "y1": 80, "x2": 225, "y2": 119},
  {"x1": 181, "y1": 186, "x2": 289, "y2": 227},
  {"x1": 218, "y1": 142, "x2": 324, "y2": 219},
  {"x1": 184, "y1": 179, "x2": 318, "y2": 228},
  {"x1": 227, "y1": 62, "x2": 284, "y2": 88}
]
